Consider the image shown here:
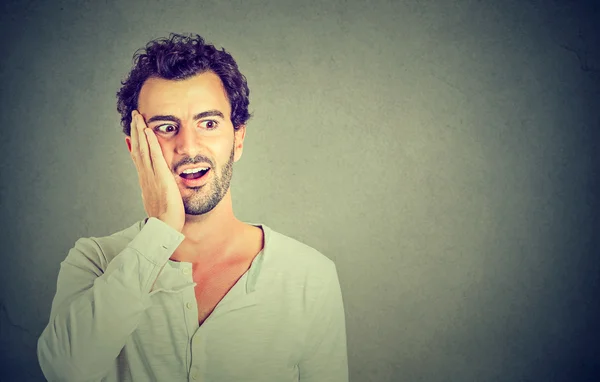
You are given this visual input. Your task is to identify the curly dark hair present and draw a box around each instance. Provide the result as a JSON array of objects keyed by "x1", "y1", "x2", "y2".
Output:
[{"x1": 116, "y1": 33, "x2": 251, "y2": 136}]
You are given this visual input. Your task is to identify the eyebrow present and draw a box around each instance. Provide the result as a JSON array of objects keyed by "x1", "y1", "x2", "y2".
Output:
[{"x1": 146, "y1": 109, "x2": 225, "y2": 124}]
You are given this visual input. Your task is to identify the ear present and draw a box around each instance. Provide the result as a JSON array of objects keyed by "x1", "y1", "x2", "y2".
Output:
[
  {"x1": 125, "y1": 136, "x2": 132, "y2": 153},
  {"x1": 233, "y1": 125, "x2": 246, "y2": 162}
]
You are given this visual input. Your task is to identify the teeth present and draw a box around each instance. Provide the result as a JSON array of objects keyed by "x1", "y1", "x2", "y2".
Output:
[{"x1": 182, "y1": 167, "x2": 208, "y2": 174}]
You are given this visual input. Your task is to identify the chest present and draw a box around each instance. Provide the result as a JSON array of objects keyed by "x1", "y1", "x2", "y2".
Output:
[{"x1": 192, "y1": 260, "x2": 252, "y2": 326}]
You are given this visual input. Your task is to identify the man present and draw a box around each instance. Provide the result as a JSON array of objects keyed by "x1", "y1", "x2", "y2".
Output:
[{"x1": 37, "y1": 33, "x2": 348, "y2": 381}]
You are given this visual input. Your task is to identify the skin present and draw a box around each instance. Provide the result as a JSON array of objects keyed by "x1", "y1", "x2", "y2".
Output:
[{"x1": 125, "y1": 71, "x2": 262, "y2": 265}]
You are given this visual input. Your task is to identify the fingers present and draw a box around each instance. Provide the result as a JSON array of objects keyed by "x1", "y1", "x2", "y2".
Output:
[
  {"x1": 129, "y1": 111, "x2": 139, "y2": 168},
  {"x1": 130, "y1": 110, "x2": 173, "y2": 193},
  {"x1": 144, "y1": 128, "x2": 172, "y2": 178},
  {"x1": 134, "y1": 112, "x2": 154, "y2": 175}
]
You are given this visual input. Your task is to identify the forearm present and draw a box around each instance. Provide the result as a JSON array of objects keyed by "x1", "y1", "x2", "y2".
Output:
[
  {"x1": 37, "y1": 218, "x2": 183, "y2": 381},
  {"x1": 38, "y1": 275, "x2": 148, "y2": 379}
]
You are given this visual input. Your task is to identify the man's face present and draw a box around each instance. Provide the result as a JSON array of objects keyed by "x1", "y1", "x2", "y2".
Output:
[{"x1": 127, "y1": 71, "x2": 245, "y2": 215}]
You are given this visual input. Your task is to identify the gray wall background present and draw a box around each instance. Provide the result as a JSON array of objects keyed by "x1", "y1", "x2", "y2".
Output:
[{"x1": 0, "y1": 0, "x2": 598, "y2": 381}]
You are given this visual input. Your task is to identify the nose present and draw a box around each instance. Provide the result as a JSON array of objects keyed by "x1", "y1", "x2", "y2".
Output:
[{"x1": 174, "y1": 124, "x2": 203, "y2": 157}]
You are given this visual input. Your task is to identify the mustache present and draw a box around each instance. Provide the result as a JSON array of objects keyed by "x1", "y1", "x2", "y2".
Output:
[{"x1": 174, "y1": 155, "x2": 215, "y2": 171}]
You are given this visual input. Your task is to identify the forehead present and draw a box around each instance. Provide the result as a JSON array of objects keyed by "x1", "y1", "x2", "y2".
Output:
[{"x1": 137, "y1": 71, "x2": 231, "y2": 117}]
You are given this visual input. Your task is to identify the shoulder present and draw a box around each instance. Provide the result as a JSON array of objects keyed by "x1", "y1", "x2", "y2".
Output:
[{"x1": 259, "y1": 225, "x2": 338, "y2": 287}]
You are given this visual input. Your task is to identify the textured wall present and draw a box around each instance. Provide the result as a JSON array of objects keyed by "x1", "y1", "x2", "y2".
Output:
[{"x1": 0, "y1": 0, "x2": 598, "y2": 381}]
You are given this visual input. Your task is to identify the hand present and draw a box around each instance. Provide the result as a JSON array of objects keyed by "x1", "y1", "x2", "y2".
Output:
[{"x1": 129, "y1": 110, "x2": 185, "y2": 232}]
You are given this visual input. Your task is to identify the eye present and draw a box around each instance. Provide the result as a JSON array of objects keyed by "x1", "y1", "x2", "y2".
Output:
[
  {"x1": 155, "y1": 124, "x2": 177, "y2": 134},
  {"x1": 200, "y1": 120, "x2": 219, "y2": 130}
]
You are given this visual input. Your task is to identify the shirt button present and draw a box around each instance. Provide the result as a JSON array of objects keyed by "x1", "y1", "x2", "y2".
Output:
[
  {"x1": 182, "y1": 268, "x2": 191, "y2": 275},
  {"x1": 186, "y1": 302, "x2": 193, "y2": 310}
]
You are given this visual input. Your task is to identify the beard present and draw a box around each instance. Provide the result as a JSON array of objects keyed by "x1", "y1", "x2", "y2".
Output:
[{"x1": 181, "y1": 145, "x2": 235, "y2": 215}]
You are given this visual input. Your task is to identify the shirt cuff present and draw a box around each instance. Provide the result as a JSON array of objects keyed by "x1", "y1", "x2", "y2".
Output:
[{"x1": 127, "y1": 217, "x2": 185, "y2": 265}]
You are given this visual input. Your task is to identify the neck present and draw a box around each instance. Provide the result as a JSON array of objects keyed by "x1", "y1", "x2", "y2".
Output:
[{"x1": 179, "y1": 189, "x2": 244, "y2": 260}]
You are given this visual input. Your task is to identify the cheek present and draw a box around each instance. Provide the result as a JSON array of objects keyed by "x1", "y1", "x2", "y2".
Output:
[
  {"x1": 205, "y1": 137, "x2": 233, "y2": 162},
  {"x1": 220, "y1": 143, "x2": 236, "y2": 162}
]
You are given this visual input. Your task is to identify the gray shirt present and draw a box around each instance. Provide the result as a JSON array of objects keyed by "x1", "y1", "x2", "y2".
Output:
[{"x1": 37, "y1": 217, "x2": 348, "y2": 381}]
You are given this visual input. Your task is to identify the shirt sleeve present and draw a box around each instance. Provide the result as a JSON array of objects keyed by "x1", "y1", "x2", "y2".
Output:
[
  {"x1": 37, "y1": 218, "x2": 184, "y2": 382},
  {"x1": 298, "y1": 263, "x2": 349, "y2": 382}
]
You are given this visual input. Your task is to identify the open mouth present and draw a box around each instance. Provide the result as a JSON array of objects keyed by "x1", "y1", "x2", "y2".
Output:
[
  {"x1": 179, "y1": 167, "x2": 210, "y2": 180},
  {"x1": 180, "y1": 169, "x2": 209, "y2": 179}
]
